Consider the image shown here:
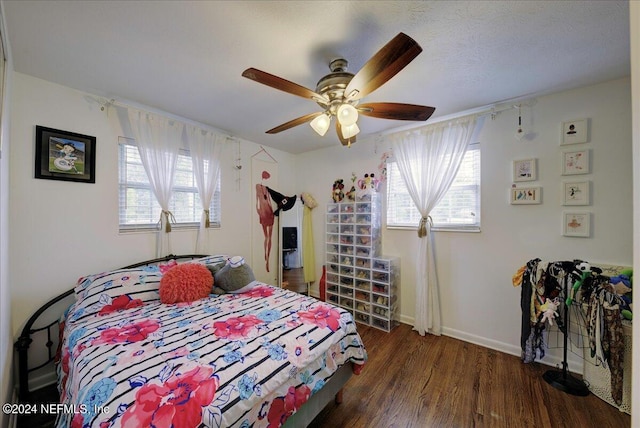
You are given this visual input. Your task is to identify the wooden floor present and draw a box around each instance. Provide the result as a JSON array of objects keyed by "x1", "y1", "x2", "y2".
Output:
[
  {"x1": 282, "y1": 267, "x2": 308, "y2": 294},
  {"x1": 309, "y1": 323, "x2": 630, "y2": 428}
]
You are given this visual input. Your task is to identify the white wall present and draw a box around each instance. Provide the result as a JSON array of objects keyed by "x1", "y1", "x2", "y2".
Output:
[
  {"x1": 296, "y1": 77, "x2": 633, "y2": 370},
  {"x1": 629, "y1": 2, "x2": 639, "y2": 424},
  {"x1": 0, "y1": 0, "x2": 12, "y2": 424},
  {"x1": 8, "y1": 72, "x2": 297, "y2": 339}
]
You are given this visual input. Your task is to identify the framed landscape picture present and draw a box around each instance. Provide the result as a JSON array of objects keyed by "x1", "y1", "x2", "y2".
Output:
[{"x1": 35, "y1": 125, "x2": 96, "y2": 183}]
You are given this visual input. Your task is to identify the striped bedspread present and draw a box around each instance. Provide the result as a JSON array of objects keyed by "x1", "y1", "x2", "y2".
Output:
[{"x1": 57, "y1": 285, "x2": 367, "y2": 427}]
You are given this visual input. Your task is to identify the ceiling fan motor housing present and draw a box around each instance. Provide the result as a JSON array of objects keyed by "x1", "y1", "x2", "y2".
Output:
[
  {"x1": 316, "y1": 59, "x2": 356, "y2": 114},
  {"x1": 329, "y1": 58, "x2": 348, "y2": 72}
]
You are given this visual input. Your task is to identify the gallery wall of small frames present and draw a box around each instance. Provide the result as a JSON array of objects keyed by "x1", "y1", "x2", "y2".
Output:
[{"x1": 509, "y1": 118, "x2": 592, "y2": 237}]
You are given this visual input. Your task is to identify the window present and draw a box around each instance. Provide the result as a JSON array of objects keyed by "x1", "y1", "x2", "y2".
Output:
[
  {"x1": 118, "y1": 141, "x2": 221, "y2": 231},
  {"x1": 386, "y1": 144, "x2": 480, "y2": 231}
]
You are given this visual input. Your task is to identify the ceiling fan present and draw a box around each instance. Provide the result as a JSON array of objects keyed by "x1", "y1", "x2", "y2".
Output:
[{"x1": 242, "y1": 32, "x2": 435, "y2": 146}]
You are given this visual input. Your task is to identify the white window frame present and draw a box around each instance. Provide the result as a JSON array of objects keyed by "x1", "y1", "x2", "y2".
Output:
[
  {"x1": 386, "y1": 143, "x2": 480, "y2": 232},
  {"x1": 118, "y1": 139, "x2": 221, "y2": 232}
]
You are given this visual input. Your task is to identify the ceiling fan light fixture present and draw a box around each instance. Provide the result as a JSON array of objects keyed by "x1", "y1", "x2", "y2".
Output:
[
  {"x1": 337, "y1": 103, "x2": 359, "y2": 126},
  {"x1": 341, "y1": 122, "x2": 360, "y2": 139},
  {"x1": 310, "y1": 113, "x2": 331, "y2": 136}
]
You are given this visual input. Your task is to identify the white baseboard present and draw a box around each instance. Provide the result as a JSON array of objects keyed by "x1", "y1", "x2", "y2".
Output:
[
  {"x1": 396, "y1": 314, "x2": 583, "y2": 374},
  {"x1": 397, "y1": 313, "x2": 414, "y2": 326},
  {"x1": 320, "y1": 299, "x2": 585, "y2": 374}
]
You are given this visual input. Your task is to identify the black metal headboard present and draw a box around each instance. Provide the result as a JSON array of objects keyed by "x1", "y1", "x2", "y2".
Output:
[{"x1": 14, "y1": 254, "x2": 211, "y2": 402}]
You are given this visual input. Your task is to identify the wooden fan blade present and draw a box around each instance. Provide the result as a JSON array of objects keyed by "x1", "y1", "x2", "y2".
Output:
[
  {"x1": 266, "y1": 112, "x2": 323, "y2": 134},
  {"x1": 358, "y1": 103, "x2": 435, "y2": 121},
  {"x1": 344, "y1": 33, "x2": 422, "y2": 101},
  {"x1": 242, "y1": 68, "x2": 329, "y2": 105},
  {"x1": 336, "y1": 122, "x2": 356, "y2": 147}
]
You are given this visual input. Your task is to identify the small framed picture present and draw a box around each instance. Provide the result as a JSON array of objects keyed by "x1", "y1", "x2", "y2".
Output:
[
  {"x1": 561, "y1": 119, "x2": 588, "y2": 145},
  {"x1": 513, "y1": 158, "x2": 537, "y2": 182},
  {"x1": 562, "y1": 212, "x2": 591, "y2": 237},
  {"x1": 35, "y1": 125, "x2": 96, "y2": 183},
  {"x1": 562, "y1": 149, "x2": 590, "y2": 175},
  {"x1": 510, "y1": 186, "x2": 541, "y2": 205},
  {"x1": 562, "y1": 181, "x2": 590, "y2": 206}
]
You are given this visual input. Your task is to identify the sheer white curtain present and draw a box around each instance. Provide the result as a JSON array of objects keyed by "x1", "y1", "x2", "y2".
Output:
[
  {"x1": 185, "y1": 125, "x2": 224, "y2": 253},
  {"x1": 127, "y1": 108, "x2": 184, "y2": 257},
  {"x1": 390, "y1": 114, "x2": 484, "y2": 336}
]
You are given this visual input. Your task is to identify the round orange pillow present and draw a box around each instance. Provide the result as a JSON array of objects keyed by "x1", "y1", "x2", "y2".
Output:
[{"x1": 159, "y1": 263, "x2": 213, "y2": 304}]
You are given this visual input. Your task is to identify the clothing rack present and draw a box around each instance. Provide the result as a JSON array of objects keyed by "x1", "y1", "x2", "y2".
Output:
[{"x1": 541, "y1": 271, "x2": 589, "y2": 396}]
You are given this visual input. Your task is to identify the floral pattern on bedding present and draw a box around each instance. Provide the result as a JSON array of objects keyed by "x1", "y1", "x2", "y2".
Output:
[
  {"x1": 72, "y1": 255, "x2": 227, "y2": 318},
  {"x1": 57, "y1": 284, "x2": 366, "y2": 428}
]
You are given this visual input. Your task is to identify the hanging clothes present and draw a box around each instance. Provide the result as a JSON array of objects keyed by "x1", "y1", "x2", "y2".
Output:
[
  {"x1": 302, "y1": 204, "x2": 316, "y2": 284},
  {"x1": 515, "y1": 259, "x2": 626, "y2": 404},
  {"x1": 515, "y1": 259, "x2": 570, "y2": 363},
  {"x1": 585, "y1": 282, "x2": 625, "y2": 405},
  {"x1": 517, "y1": 258, "x2": 538, "y2": 363}
]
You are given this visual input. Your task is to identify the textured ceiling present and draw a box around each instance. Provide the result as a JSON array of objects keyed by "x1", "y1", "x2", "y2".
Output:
[{"x1": 3, "y1": 1, "x2": 630, "y2": 154}]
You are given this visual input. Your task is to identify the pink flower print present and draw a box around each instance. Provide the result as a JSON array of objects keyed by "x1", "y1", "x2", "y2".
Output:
[
  {"x1": 99, "y1": 295, "x2": 143, "y2": 316},
  {"x1": 118, "y1": 272, "x2": 143, "y2": 286},
  {"x1": 92, "y1": 319, "x2": 159, "y2": 345},
  {"x1": 243, "y1": 285, "x2": 275, "y2": 298},
  {"x1": 213, "y1": 315, "x2": 264, "y2": 340},
  {"x1": 73, "y1": 343, "x2": 87, "y2": 359},
  {"x1": 266, "y1": 385, "x2": 311, "y2": 427},
  {"x1": 285, "y1": 336, "x2": 310, "y2": 368},
  {"x1": 122, "y1": 366, "x2": 218, "y2": 428},
  {"x1": 176, "y1": 300, "x2": 199, "y2": 308},
  {"x1": 286, "y1": 319, "x2": 302, "y2": 329},
  {"x1": 167, "y1": 347, "x2": 189, "y2": 359},
  {"x1": 59, "y1": 350, "x2": 70, "y2": 402},
  {"x1": 285, "y1": 384, "x2": 311, "y2": 412},
  {"x1": 297, "y1": 305, "x2": 341, "y2": 332},
  {"x1": 118, "y1": 343, "x2": 155, "y2": 365},
  {"x1": 159, "y1": 259, "x2": 178, "y2": 274},
  {"x1": 70, "y1": 413, "x2": 84, "y2": 428}
]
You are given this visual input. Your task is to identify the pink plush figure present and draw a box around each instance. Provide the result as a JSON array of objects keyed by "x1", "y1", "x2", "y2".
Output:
[{"x1": 540, "y1": 298, "x2": 560, "y2": 326}]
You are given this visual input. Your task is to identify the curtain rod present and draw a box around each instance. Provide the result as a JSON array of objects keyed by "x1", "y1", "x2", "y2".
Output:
[
  {"x1": 86, "y1": 95, "x2": 235, "y2": 140},
  {"x1": 376, "y1": 95, "x2": 537, "y2": 138}
]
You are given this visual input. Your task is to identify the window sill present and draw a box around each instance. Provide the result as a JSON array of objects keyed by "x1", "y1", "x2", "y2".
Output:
[
  {"x1": 386, "y1": 225, "x2": 480, "y2": 233},
  {"x1": 119, "y1": 224, "x2": 220, "y2": 234}
]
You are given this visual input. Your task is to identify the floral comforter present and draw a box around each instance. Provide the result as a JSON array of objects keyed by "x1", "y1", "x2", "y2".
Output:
[{"x1": 57, "y1": 285, "x2": 367, "y2": 428}]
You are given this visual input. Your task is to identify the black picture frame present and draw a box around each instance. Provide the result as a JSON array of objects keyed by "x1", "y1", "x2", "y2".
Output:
[{"x1": 35, "y1": 125, "x2": 96, "y2": 183}]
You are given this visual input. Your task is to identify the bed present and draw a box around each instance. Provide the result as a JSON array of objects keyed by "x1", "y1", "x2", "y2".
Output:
[{"x1": 15, "y1": 254, "x2": 367, "y2": 428}]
